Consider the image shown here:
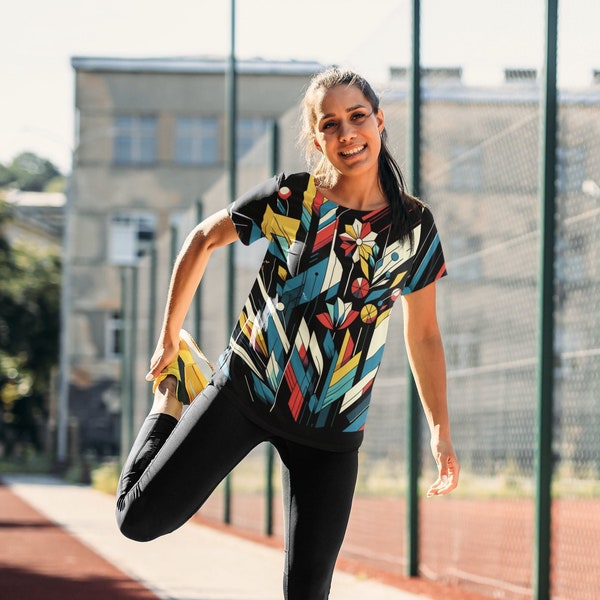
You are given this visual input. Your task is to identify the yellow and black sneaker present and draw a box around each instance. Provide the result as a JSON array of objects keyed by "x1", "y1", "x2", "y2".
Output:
[{"x1": 152, "y1": 329, "x2": 214, "y2": 404}]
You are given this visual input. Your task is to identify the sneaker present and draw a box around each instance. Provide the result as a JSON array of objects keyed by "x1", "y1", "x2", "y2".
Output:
[{"x1": 152, "y1": 329, "x2": 214, "y2": 404}]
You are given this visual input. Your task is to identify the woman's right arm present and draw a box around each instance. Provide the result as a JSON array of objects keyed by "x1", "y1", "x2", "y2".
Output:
[{"x1": 145, "y1": 208, "x2": 239, "y2": 381}]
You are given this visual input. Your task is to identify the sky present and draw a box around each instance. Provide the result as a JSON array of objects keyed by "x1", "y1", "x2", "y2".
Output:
[{"x1": 2, "y1": 0, "x2": 598, "y2": 174}]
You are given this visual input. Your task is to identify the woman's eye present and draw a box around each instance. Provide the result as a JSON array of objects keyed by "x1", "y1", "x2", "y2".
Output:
[
  {"x1": 352, "y1": 112, "x2": 367, "y2": 122},
  {"x1": 322, "y1": 121, "x2": 338, "y2": 132}
]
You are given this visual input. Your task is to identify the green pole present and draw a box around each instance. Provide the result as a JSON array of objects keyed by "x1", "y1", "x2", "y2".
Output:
[
  {"x1": 223, "y1": 0, "x2": 237, "y2": 526},
  {"x1": 265, "y1": 444, "x2": 275, "y2": 536},
  {"x1": 129, "y1": 264, "x2": 138, "y2": 446},
  {"x1": 264, "y1": 120, "x2": 280, "y2": 537},
  {"x1": 194, "y1": 199, "x2": 204, "y2": 343},
  {"x1": 270, "y1": 120, "x2": 280, "y2": 174},
  {"x1": 119, "y1": 266, "x2": 129, "y2": 467},
  {"x1": 170, "y1": 222, "x2": 178, "y2": 266},
  {"x1": 405, "y1": 0, "x2": 422, "y2": 578},
  {"x1": 147, "y1": 242, "x2": 157, "y2": 410},
  {"x1": 534, "y1": 2, "x2": 558, "y2": 599}
]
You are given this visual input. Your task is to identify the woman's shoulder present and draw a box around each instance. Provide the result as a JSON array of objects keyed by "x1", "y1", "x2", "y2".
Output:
[{"x1": 278, "y1": 171, "x2": 312, "y2": 190}]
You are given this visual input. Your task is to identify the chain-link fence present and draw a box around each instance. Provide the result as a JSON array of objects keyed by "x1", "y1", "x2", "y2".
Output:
[{"x1": 135, "y1": 2, "x2": 600, "y2": 598}]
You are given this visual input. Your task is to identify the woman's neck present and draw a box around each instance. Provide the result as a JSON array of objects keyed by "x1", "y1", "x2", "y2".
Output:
[{"x1": 318, "y1": 175, "x2": 388, "y2": 212}]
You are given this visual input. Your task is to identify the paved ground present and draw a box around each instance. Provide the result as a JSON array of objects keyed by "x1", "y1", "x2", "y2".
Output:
[{"x1": 0, "y1": 474, "x2": 430, "y2": 600}]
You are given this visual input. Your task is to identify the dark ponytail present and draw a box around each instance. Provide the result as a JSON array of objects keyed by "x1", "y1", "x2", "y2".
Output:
[{"x1": 378, "y1": 128, "x2": 421, "y2": 245}]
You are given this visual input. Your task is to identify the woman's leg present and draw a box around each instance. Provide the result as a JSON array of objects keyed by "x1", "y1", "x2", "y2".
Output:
[
  {"x1": 275, "y1": 440, "x2": 359, "y2": 600},
  {"x1": 116, "y1": 381, "x2": 268, "y2": 542}
]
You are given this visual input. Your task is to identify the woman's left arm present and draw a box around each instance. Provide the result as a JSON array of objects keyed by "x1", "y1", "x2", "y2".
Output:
[{"x1": 401, "y1": 282, "x2": 460, "y2": 496}]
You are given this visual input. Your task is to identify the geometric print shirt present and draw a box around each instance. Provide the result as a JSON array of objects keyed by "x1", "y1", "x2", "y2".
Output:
[{"x1": 216, "y1": 172, "x2": 446, "y2": 451}]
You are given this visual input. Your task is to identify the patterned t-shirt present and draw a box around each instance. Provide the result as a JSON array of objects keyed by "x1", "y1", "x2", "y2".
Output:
[{"x1": 216, "y1": 172, "x2": 446, "y2": 451}]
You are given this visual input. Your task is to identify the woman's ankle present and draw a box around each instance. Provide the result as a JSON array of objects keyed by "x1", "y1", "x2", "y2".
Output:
[{"x1": 150, "y1": 375, "x2": 183, "y2": 420}]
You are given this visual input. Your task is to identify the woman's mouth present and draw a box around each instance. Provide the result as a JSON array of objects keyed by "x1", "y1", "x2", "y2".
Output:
[{"x1": 340, "y1": 145, "x2": 366, "y2": 157}]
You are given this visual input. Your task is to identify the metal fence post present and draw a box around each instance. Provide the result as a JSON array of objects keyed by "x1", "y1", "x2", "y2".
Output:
[
  {"x1": 406, "y1": 0, "x2": 422, "y2": 578},
  {"x1": 147, "y1": 241, "x2": 157, "y2": 410},
  {"x1": 194, "y1": 198, "x2": 204, "y2": 344},
  {"x1": 129, "y1": 263, "x2": 138, "y2": 445},
  {"x1": 223, "y1": 0, "x2": 237, "y2": 526},
  {"x1": 119, "y1": 266, "x2": 130, "y2": 467},
  {"x1": 264, "y1": 120, "x2": 280, "y2": 536},
  {"x1": 535, "y1": 1, "x2": 559, "y2": 599}
]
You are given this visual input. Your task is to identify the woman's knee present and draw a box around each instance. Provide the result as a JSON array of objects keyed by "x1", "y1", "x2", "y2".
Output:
[{"x1": 115, "y1": 492, "x2": 161, "y2": 542}]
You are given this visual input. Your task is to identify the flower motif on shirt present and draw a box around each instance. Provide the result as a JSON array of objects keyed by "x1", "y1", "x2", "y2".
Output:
[
  {"x1": 339, "y1": 219, "x2": 379, "y2": 278},
  {"x1": 316, "y1": 298, "x2": 359, "y2": 330}
]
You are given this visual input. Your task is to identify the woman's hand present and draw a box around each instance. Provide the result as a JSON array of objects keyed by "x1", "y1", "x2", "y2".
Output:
[
  {"x1": 427, "y1": 437, "x2": 460, "y2": 497},
  {"x1": 145, "y1": 332, "x2": 179, "y2": 383}
]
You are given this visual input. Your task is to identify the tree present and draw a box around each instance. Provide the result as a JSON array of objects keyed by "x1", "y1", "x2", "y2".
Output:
[
  {"x1": 0, "y1": 152, "x2": 64, "y2": 192},
  {"x1": 0, "y1": 163, "x2": 13, "y2": 188},
  {"x1": 0, "y1": 199, "x2": 61, "y2": 456}
]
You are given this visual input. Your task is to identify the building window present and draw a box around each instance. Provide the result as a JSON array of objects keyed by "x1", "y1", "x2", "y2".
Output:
[
  {"x1": 106, "y1": 311, "x2": 122, "y2": 359},
  {"x1": 449, "y1": 144, "x2": 483, "y2": 191},
  {"x1": 108, "y1": 211, "x2": 157, "y2": 266},
  {"x1": 114, "y1": 116, "x2": 157, "y2": 165},
  {"x1": 237, "y1": 118, "x2": 271, "y2": 160},
  {"x1": 175, "y1": 117, "x2": 219, "y2": 165}
]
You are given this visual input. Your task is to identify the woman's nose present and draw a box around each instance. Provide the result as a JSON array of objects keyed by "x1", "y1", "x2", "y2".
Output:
[{"x1": 338, "y1": 119, "x2": 357, "y2": 141}]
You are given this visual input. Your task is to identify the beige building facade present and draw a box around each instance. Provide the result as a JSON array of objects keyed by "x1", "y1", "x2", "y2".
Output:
[
  {"x1": 65, "y1": 57, "x2": 323, "y2": 454},
  {"x1": 65, "y1": 58, "x2": 600, "y2": 471}
]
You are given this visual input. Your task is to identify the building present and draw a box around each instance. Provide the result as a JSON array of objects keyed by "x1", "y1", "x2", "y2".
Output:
[
  {"x1": 64, "y1": 57, "x2": 600, "y2": 473},
  {"x1": 2, "y1": 190, "x2": 65, "y2": 251},
  {"x1": 64, "y1": 56, "x2": 324, "y2": 456}
]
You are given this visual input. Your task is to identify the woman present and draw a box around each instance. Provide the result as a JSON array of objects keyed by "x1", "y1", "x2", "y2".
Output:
[{"x1": 116, "y1": 67, "x2": 460, "y2": 600}]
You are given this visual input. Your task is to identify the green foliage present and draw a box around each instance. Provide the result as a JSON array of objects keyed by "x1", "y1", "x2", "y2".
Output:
[
  {"x1": 43, "y1": 175, "x2": 67, "y2": 193},
  {"x1": 0, "y1": 199, "x2": 61, "y2": 456},
  {"x1": 0, "y1": 151, "x2": 64, "y2": 192},
  {"x1": 0, "y1": 163, "x2": 13, "y2": 188}
]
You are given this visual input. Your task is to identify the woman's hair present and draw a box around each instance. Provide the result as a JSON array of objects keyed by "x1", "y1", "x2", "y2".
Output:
[{"x1": 299, "y1": 66, "x2": 421, "y2": 242}]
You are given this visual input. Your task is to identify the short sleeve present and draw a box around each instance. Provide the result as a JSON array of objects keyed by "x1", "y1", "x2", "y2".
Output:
[
  {"x1": 402, "y1": 206, "x2": 447, "y2": 294},
  {"x1": 227, "y1": 174, "x2": 282, "y2": 246}
]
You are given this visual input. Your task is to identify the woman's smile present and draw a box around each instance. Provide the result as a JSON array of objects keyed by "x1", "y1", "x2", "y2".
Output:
[{"x1": 340, "y1": 144, "x2": 366, "y2": 158}]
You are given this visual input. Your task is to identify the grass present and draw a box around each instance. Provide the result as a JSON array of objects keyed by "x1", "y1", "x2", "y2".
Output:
[
  {"x1": 4, "y1": 450, "x2": 597, "y2": 502},
  {"x1": 0, "y1": 454, "x2": 54, "y2": 475}
]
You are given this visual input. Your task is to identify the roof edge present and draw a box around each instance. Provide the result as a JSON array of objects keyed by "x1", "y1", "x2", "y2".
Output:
[{"x1": 71, "y1": 55, "x2": 325, "y2": 76}]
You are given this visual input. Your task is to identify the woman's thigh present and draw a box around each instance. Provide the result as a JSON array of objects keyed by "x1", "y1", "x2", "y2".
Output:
[{"x1": 118, "y1": 385, "x2": 268, "y2": 541}]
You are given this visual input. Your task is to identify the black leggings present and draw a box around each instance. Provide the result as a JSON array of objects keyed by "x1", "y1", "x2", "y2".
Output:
[{"x1": 116, "y1": 382, "x2": 359, "y2": 600}]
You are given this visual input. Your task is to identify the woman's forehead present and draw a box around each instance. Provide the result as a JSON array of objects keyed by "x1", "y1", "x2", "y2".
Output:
[{"x1": 314, "y1": 84, "x2": 371, "y2": 115}]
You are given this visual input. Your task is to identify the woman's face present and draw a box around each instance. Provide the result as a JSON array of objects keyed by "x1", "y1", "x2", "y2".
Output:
[{"x1": 312, "y1": 84, "x2": 384, "y2": 182}]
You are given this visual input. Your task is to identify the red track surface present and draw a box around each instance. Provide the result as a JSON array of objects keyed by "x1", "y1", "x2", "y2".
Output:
[
  {"x1": 0, "y1": 482, "x2": 155, "y2": 600},
  {"x1": 3, "y1": 478, "x2": 596, "y2": 600},
  {"x1": 196, "y1": 492, "x2": 600, "y2": 600}
]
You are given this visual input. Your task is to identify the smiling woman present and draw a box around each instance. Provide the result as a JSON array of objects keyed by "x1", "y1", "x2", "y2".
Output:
[{"x1": 113, "y1": 65, "x2": 459, "y2": 599}]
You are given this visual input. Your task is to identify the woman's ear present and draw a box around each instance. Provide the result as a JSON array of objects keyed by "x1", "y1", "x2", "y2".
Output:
[
  {"x1": 313, "y1": 138, "x2": 323, "y2": 153},
  {"x1": 376, "y1": 108, "x2": 385, "y2": 133}
]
